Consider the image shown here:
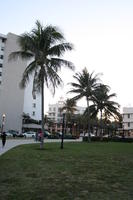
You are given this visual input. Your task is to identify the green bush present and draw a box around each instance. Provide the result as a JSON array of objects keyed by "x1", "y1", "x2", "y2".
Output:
[{"x1": 83, "y1": 136, "x2": 133, "y2": 143}]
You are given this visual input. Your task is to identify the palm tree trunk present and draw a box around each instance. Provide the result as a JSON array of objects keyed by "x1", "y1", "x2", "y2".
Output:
[
  {"x1": 40, "y1": 74, "x2": 44, "y2": 149},
  {"x1": 100, "y1": 110, "x2": 103, "y2": 139},
  {"x1": 87, "y1": 97, "x2": 91, "y2": 142}
]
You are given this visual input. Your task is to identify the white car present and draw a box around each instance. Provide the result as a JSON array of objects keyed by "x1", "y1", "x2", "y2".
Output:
[
  {"x1": 0, "y1": 132, "x2": 12, "y2": 137},
  {"x1": 80, "y1": 133, "x2": 85, "y2": 137},
  {"x1": 23, "y1": 131, "x2": 36, "y2": 138},
  {"x1": 84, "y1": 133, "x2": 95, "y2": 137},
  {"x1": 5, "y1": 132, "x2": 13, "y2": 137}
]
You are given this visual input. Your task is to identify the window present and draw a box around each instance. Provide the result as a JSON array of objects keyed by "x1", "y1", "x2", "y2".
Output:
[
  {"x1": 2, "y1": 38, "x2": 5, "y2": 43},
  {"x1": 33, "y1": 94, "x2": 36, "y2": 99},
  {"x1": 53, "y1": 107, "x2": 56, "y2": 111},
  {"x1": 128, "y1": 114, "x2": 130, "y2": 118},
  {"x1": 0, "y1": 55, "x2": 3, "y2": 59},
  {"x1": 0, "y1": 81, "x2": 1, "y2": 84},
  {"x1": 0, "y1": 72, "x2": 2, "y2": 76},
  {"x1": 0, "y1": 64, "x2": 2, "y2": 68},
  {"x1": 49, "y1": 108, "x2": 51, "y2": 111},
  {"x1": 58, "y1": 108, "x2": 61, "y2": 113},
  {"x1": 1, "y1": 47, "x2": 4, "y2": 51},
  {"x1": 33, "y1": 103, "x2": 36, "y2": 108},
  {"x1": 58, "y1": 113, "x2": 61, "y2": 117},
  {"x1": 128, "y1": 122, "x2": 130, "y2": 127},
  {"x1": 32, "y1": 111, "x2": 35, "y2": 116},
  {"x1": 131, "y1": 114, "x2": 133, "y2": 118}
]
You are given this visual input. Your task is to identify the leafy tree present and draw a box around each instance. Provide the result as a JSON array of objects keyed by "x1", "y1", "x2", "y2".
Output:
[
  {"x1": 9, "y1": 20, "x2": 74, "y2": 148},
  {"x1": 68, "y1": 68, "x2": 101, "y2": 141},
  {"x1": 61, "y1": 98, "x2": 77, "y2": 115},
  {"x1": 89, "y1": 84, "x2": 120, "y2": 137},
  {"x1": 61, "y1": 98, "x2": 77, "y2": 134},
  {"x1": 91, "y1": 84, "x2": 120, "y2": 120}
]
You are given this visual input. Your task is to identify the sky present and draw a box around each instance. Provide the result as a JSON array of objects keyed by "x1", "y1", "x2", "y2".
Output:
[{"x1": 1, "y1": 0, "x2": 133, "y2": 113}]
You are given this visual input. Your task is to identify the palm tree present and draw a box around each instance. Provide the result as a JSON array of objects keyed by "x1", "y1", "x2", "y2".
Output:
[
  {"x1": 89, "y1": 84, "x2": 120, "y2": 137},
  {"x1": 61, "y1": 98, "x2": 77, "y2": 134},
  {"x1": 68, "y1": 68, "x2": 101, "y2": 142},
  {"x1": 9, "y1": 20, "x2": 74, "y2": 148},
  {"x1": 61, "y1": 98, "x2": 77, "y2": 114}
]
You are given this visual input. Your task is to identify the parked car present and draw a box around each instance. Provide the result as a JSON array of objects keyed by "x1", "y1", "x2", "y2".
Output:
[
  {"x1": 55, "y1": 132, "x2": 62, "y2": 138},
  {"x1": 6, "y1": 130, "x2": 19, "y2": 137},
  {"x1": 112, "y1": 135, "x2": 122, "y2": 139},
  {"x1": 17, "y1": 133, "x2": 24, "y2": 137},
  {"x1": 84, "y1": 133, "x2": 95, "y2": 137},
  {"x1": 47, "y1": 134, "x2": 59, "y2": 139},
  {"x1": 64, "y1": 134, "x2": 77, "y2": 139},
  {"x1": 5, "y1": 132, "x2": 13, "y2": 137},
  {"x1": 44, "y1": 130, "x2": 51, "y2": 138},
  {"x1": 80, "y1": 133, "x2": 85, "y2": 137},
  {"x1": 23, "y1": 131, "x2": 36, "y2": 138}
]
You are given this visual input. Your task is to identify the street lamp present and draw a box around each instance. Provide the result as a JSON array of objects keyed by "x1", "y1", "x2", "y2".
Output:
[
  {"x1": 1, "y1": 114, "x2": 6, "y2": 134},
  {"x1": 60, "y1": 112, "x2": 66, "y2": 149}
]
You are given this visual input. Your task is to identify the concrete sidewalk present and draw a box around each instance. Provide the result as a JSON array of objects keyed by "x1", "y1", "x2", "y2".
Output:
[
  {"x1": 0, "y1": 139, "x2": 37, "y2": 156},
  {"x1": 0, "y1": 138, "x2": 82, "y2": 156}
]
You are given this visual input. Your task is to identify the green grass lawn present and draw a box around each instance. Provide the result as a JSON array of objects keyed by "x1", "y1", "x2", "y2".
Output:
[{"x1": 0, "y1": 142, "x2": 133, "y2": 200}]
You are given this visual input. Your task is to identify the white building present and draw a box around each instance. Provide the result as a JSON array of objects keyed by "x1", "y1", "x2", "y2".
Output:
[
  {"x1": 0, "y1": 33, "x2": 6, "y2": 86},
  {"x1": 47, "y1": 98, "x2": 86, "y2": 123},
  {"x1": 123, "y1": 107, "x2": 133, "y2": 130},
  {"x1": 0, "y1": 33, "x2": 41, "y2": 132}
]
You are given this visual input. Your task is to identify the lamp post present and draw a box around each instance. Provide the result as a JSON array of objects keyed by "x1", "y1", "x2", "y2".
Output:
[
  {"x1": 1, "y1": 114, "x2": 6, "y2": 134},
  {"x1": 61, "y1": 112, "x2": 65, "y2": 149},
  {"x1": 74, "y1": 122, "x2": 76, "y2": 136}
]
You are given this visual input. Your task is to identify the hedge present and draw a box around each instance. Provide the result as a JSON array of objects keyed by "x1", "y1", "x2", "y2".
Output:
[{"x1": 83, "y1": 136, "x2": 133, "y2": 143}]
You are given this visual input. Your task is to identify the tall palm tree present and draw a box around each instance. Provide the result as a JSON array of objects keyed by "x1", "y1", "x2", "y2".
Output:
[
  {"x1": 9, "y1": 20, "x2": 74, "y2": 148},
  {"x1": 68, "y1": 68, "x2": 101, "y2": 142},
  {"x1": 90, "y1": 84, "x2": 120, "y2": 136}
]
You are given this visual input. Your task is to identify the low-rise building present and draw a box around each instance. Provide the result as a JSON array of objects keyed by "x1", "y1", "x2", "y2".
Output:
[
  {"x1": 47, "y1": 98, "x2": 86, "y2": 133},
  {"x1": 123, "y1": 107, "x2": 133, "y2": 130},
  {"x1": 47, "y1": 98, "x2": 86, "y2": 123}
]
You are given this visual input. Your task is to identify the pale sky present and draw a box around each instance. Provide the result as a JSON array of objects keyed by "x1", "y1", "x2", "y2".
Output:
[{"x1": 1, "y1": 0, "x2": 133, "y2": 113}]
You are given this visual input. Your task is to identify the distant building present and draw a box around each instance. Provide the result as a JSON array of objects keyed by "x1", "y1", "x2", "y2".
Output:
[
  {"x1": 48, "y1": 98, "x2": 64, "y2": 123},
  {"x1": 47, "y1": 98, "x2": 86, "y2": 133},
  {"x1": 122, "y1": 107, "x2": 133, "y2": 130},
  {"x1": 0, "y1": 33, "x2": 41, "y2": 132},
  {"x1": 47, "y1": 98, "x2": 86, "y2": 123}
]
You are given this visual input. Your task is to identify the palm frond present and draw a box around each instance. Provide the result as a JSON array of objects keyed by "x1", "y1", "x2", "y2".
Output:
[
  {"x1": 48, "y1": 43, "x2": 74, "y2": 57},
  {"x1": 61, "y1": 98, "x2": 77, "y2": 114},
  {"x1": 9, "y1": 51, "x2": 33, "y2": 61},
  {"x1": 49, "y1": 58, "x2": 75, "y2": 71},
  {"x1": 19, "y1": 61, "x2": 37, "y2": 88}
]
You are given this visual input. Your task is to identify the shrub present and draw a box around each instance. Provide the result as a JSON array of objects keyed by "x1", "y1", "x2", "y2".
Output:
[{"x1": 83, "y1": 136, "x2": 133, "y2": 143}]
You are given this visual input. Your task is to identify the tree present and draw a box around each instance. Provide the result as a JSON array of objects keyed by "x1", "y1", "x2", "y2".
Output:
[
  {"x1": 68, "y1": 68, "x2": 101, "y2": 142},
  {"x1": 9, "y1": 20, "x2": 74, "y2": 148},
  {"x1": 89, "y1": 84, "x2": 120, "y2": 137},
  {"x1": 61, "y1": 98, "x2": 77, "y2": 116},
  {"x1": 61, "y1": 98, "x2": 77, "y2": 134}
]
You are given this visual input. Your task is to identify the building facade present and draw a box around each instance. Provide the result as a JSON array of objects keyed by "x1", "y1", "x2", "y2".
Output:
[
  {"x1": 123, "y1": 107, "x2": 133, "y2": 130},
  {"x1": 47, "y1": 98, "x2": 86, "y2": 133},
  {"x1": 47, "y1": 98, "x2": 86, "y2": 123},
  {"x1": 0, "y1": 33, "x2": 41, "y2": 132},
  {"x1": 0, "y1": 33, "x2": 6, "y2": 86}
]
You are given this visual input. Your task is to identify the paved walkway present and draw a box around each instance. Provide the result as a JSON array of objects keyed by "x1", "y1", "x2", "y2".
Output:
[{"x1": 0, "y1": 138, "x2": 82, "y2": 156}]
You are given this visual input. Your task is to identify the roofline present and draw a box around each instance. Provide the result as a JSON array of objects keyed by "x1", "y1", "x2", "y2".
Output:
[{"x1": 0, "y1": 33, "x2": 7, "y2": 39}]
